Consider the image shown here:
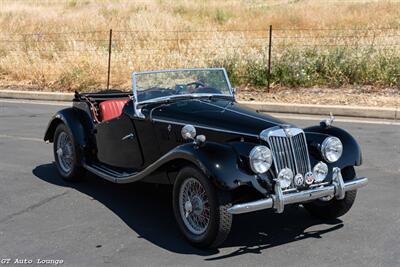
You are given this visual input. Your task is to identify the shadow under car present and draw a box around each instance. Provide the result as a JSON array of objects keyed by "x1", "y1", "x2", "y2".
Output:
[{"x1": 33, "y1": 163, "x2": 343, "y2": 259}]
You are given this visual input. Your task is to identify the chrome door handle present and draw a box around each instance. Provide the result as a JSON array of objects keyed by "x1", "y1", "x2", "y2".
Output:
[{"x1": 121, "y1": 133, "x2": 135, "y2": 140}]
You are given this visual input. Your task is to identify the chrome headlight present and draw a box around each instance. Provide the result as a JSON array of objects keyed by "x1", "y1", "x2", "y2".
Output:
[
  {"x1": 249, "y1": 146, "x2": 272, "y2": 174},
  {"x1": 321, "y1": 137, "x2": 343, "y2": 163}
]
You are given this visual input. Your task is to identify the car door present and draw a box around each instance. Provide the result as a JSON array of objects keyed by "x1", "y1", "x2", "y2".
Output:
[{"x1": 95, "y1": 113, "x2": 143, "y2": 170}]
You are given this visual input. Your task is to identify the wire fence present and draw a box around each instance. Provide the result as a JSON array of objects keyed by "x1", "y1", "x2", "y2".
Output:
[{"x1": 1, "y1": 26, "x2": 400, "y2": 90}]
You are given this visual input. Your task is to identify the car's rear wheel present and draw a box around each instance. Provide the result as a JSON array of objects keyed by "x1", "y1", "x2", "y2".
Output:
[
  {"x1": 303, "y1": 167, "x2": 357, "y2": 219},
  {"x1": 53, "y1": 123, "x2": 85, "y2": 181},
  {"x1": 173, "y1": 166, "x2": 232, "y2": 248}
]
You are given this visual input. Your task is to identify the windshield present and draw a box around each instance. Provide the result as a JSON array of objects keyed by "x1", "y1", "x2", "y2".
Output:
[{"x1": 133, "y1": 68, "x2": 232, "y2": 103}]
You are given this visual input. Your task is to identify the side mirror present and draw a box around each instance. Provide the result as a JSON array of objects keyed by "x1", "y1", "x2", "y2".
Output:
[{"x1": 232, "y1": 87, "x2": 237, "y2": 95}]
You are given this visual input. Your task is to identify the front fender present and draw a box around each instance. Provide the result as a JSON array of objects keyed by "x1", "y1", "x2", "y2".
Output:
[
  {"x1": 147, "y1": 142, "x2": 268, "y2": 194},
  {"x1": 304, "y1": 125, "x2": 362, "y2": 169}
]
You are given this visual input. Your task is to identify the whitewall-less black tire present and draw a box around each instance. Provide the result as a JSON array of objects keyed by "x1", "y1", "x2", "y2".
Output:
[
  {"x1": 53, "y1": 123, "x2": 85, "y2": 181},
  {"x1": 303, "y1": 166, "x2": 357, "y2": 219},
  {"x1": 172, "y1": 166, "x2": 233, "y2": 248}
]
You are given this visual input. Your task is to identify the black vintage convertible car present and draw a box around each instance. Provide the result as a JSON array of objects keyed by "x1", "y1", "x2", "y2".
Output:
[{"x1": 44, "y1": 68, "x2": 368, "y2": 248}]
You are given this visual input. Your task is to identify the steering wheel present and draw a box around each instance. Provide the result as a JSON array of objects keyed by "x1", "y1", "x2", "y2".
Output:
[
  {"x1": 137, "y1": 87, "x2": 174, "y2": 102},
  {"x1": 186, "y1": 81, "x2": 205, "y2": 89}
]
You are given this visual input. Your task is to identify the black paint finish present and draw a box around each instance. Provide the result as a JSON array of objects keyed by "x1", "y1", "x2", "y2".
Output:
[
  {"x1": 44, "y1": 96, "x2": 363, "y2": 195},
  {"x1": 43, "y1": 106, "x2": 94, "y2": 164},
  {"x1": 304, "y1": 125, "x2": 362, "y2": 168},
  {"x1": 95, "y1": 113, "x2": 143, "y2": 169},
  {"x1": 149, "y1": 98, "x2": 286, "y2": 138}
]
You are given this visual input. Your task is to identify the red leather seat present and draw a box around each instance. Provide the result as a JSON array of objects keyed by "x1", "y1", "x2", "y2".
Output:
[{"x1": 99, "y1": 99, "x2": 128, "y2": 122}]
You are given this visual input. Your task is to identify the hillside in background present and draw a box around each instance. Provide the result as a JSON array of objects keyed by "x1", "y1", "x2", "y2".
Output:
[
  {"x1": 0, "y1": 0, "x2": 400, "y2": 91},
  {"x1": 2, "y1": 0, "x2": 400, "y2": 33}
]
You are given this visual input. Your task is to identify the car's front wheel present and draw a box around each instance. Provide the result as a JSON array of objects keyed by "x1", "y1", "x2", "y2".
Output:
[
  {"x1": 303, "y1": 166, "x2": 357, "y2": 219},
  {"x1": 172, "y1": 166, "x2": 233, "y2": 248}
]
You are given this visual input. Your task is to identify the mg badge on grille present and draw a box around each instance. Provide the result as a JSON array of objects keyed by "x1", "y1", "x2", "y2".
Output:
[
  {"x1": 294, "y1": 174, "x2": 304, "y2": 186},
  {"x1": 304, "y1": 172, "x2": 314, "y2": 185},
  {"x1": 283, "y1": 128, "x2": 293, "y2": 137}
]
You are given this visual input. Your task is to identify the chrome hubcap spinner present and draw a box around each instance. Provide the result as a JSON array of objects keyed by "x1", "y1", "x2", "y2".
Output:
[{"x1": 179, "y1": 178, "x2": 210, "y2": 235}]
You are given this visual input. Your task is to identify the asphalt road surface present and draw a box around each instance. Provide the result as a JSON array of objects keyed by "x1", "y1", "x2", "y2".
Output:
[{"x1": 0, "y1": 99, "x2": 399, "y2": 267}]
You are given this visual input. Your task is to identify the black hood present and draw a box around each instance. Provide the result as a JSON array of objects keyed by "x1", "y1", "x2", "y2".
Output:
[{"x1": 149, "y1": 98, "x2": 290, "y2": 136}]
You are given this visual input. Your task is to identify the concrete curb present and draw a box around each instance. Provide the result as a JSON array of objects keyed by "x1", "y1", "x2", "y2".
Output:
[
  {"x1": 0, "y1": 89, "x2": 74, "y2": 102},
  {"x1": 242, "y1": 101, "x2": 399, "y2": 120},
  {"x1": 0, "y1": 89, "x2": 398, "y2": 120}
]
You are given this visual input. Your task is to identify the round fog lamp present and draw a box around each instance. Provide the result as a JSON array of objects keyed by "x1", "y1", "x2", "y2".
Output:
[
  {"x1": 277, "y1": 168, "x2": 293, "y2": 189},
  {"x1": 313, "y1": 162, "x2": 328, "y2": 182}
]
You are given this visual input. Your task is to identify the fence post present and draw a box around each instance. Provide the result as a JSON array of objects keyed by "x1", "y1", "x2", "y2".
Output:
[
  {"x1": 107, "y1": 29, "x2": 113, "y2": 90},
  {"x1": 176, "y1": 31, "x2": 181, "y2": 68},
  {"x1": 267, "y1": 25, "x2": 272, "y2": 92}
]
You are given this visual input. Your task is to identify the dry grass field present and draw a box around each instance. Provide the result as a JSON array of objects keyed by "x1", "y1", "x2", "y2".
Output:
[{"x1": 1, "y1": 0, "x2": 400, "y2": 93}]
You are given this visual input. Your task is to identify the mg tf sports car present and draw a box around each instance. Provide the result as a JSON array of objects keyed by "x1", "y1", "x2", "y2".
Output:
[{"x1": 44, "y1": 68, "x2": 368, "y2": 248}]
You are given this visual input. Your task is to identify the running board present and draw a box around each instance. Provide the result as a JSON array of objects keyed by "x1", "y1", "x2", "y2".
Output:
[
  {"x1": 83, "y1": 163, "x2": 140, "y2": 183},
  {"x1": 83, "y1": 146, "x2": 192, "y2": 184}
]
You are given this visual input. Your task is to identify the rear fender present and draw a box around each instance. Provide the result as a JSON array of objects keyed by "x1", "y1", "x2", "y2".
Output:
[{"x1": 44, "y1": 108, "x2": 94, "y2": 162}]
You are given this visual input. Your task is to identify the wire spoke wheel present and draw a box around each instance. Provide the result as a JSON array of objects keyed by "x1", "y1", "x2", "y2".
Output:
[
  {"x1": 179, "y1": 178, "x2": 210, "y2": 235},
  {"x1": 56, "y1": 131, "x2": 73, "y2": 174},
  {"x1": 53, "y1": 124, "x2": 85, "y2": 182},
  {"x1": 173, "y1": 166, "x2": 233, "y2": 247}
]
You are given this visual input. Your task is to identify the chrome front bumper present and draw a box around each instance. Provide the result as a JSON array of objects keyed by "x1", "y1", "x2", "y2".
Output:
[{"x1": 227, "y1": 167, "x2": 368, "y2": 214}]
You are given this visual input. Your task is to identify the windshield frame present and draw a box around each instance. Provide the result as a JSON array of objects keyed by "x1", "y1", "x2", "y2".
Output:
[{"x1": 131, "y1": 68, "x2": 234, "y2": 116}]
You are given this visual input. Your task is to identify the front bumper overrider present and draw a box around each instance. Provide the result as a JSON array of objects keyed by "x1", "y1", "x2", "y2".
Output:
[{"x1": 227, "y1": 167, "x2": 368, "y2": 214}]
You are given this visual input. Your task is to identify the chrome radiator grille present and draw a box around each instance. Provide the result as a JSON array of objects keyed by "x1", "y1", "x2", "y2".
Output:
[{"x1": 261, "y1": 127, "x2": 311, "y2": 176}]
